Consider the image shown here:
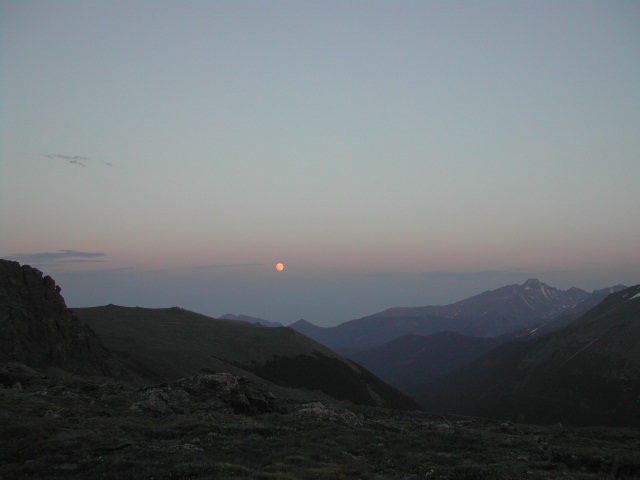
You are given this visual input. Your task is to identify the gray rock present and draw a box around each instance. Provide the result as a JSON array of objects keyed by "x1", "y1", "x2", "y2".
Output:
[
  {"x1": 130, "y1": 373, "x2": 284, "y2": 416},
  {"x1": 0, "y1": 260, "x2": 125, "y2": 378}
]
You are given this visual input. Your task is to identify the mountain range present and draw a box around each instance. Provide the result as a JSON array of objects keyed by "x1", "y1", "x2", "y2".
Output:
[
  {"x1": 3, "y1": 258, "x2": 638, "y2": 428},
  {"x1": 348, "y1": 282, "x2": 629, "y2": 395},
  {"x1": 418, "y1": 285, "x2": 640, "y2": 426},
  {"x1": 289, "y1": 279, "x2": 615, "y2": 354}
]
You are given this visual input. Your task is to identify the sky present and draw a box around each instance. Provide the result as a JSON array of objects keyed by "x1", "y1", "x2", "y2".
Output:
[{"x1": 2, "y1": 1, "x2": 639, "y2": 326}]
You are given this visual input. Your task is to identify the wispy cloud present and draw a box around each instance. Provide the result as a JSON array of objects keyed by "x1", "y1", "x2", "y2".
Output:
[
  {"x1": 142, "y1": 263, "x2": 265, "y2": 274},
  {"x1": 360, "y1": 270, "x2": 537, "y2": 282},
  {"x1": 40, "y1": 153, "x2": 113, "y2": 167},
  {"x1": 58, "y1": 266, "x2": 134, "y2": 276},
  {"x1": 190, "y1": 263, "x2": 265, "y2": 270},
  {"x1": 418, "y1": 270, "x2": 536, "y2": 282},
  {"x1": 7, "y1": 250, "x2": 106, "y2": 266},
  {"x1": 360, "y1": 272, "x2": 408, "y2": 279},
  {"x1": 41, "y1": 154, "x2": 90, "y2": 166}
]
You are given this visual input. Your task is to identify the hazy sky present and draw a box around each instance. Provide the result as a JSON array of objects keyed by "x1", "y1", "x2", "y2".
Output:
[{"x1": 2, "y1": 1, "x2": 639, "y2": 326}]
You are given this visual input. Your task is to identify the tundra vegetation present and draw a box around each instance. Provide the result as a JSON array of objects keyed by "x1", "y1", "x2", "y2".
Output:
[{"x1": 1, "y1": 366, "x2": 639, "y2": 480}]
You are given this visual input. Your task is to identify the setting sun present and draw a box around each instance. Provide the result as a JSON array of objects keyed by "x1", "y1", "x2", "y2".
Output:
[{"x1": 276, "y1": 263, "x2": 285, "y2": 271}]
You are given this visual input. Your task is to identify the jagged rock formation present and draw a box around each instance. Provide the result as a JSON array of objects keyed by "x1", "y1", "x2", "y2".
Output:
[{"x1": 0, "y1": 260, "x2": 121, "y2": 377}]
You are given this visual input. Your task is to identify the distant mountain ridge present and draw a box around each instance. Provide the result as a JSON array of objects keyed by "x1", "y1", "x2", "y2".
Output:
[
  {"x1": 501, "y1": 284, "x2": 628, "y2": 340},
  {"x1": 349, "y1": 283, "x2": 629, "y2": 397},
  {"x1": 220, "y1": 313, "x2": 283, "y2": 327},
  {"x1": 418, "y1": 285, "x2": 640, "y2": 426},
  {"x1": 290, "y1": 279, "x2": 602, "y2": 353}
]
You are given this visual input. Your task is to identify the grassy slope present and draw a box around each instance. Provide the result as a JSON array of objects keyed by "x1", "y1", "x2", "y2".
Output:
[
  {"x1": 349, "y1": 332, "x2": 505, "y2": 392},
  {"x1": 74, "y1": 305, "x2": 420, "y2": 410}
]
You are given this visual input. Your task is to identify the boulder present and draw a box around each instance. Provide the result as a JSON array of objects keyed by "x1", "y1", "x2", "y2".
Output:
[{"x1": 130, "y1": 373, "x2": 284, "y2": 416}]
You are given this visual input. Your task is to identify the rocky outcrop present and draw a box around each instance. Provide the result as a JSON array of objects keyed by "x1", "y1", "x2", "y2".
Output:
[
  {"x1": 0, "y1": 362, "x2": 362, "y2": 424},
  {"x1": 293, "y1": 401, "x2": 363, "y2": 426},
  {"x1": 0, "y1": 260, "x2": 121, "y2": 377},
  {"x1": 130, "y1": 373, "x2": 287, "y2": 416},
  {"x1": 128, "y1": 372, "x2": 367, "y2": 426}
]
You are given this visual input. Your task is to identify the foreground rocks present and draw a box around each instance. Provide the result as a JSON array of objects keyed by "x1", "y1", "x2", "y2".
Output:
[
  {"x1": 1, "y1": 364, "x2": 639, "y2": 480},
  {"x1": 130, "y1": 372, "x2": 287, "y2": 416}
]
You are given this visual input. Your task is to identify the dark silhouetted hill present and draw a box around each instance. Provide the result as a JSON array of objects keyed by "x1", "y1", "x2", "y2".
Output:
[
  {"x1": 74, "y1": 305, "x2": 420, "y2": 410},
  {"x1": 349, "y1": 332, "x2": 505, "y2": 394}
]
